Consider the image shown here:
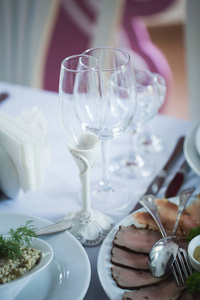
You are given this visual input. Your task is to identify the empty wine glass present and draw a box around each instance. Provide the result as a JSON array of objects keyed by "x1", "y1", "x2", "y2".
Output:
[
  {"x1": 138, "y1": 73, "x2": 167, "y2": 153},
  {"x1": 83, "y1": 47, "x2": 137, "y2": 212},
  {"x1": 59, "y1": 54, "x2": 114, "y2": 246},
  {"x1": 111, "y1": 69, "x2": 160, "y2": 179}
]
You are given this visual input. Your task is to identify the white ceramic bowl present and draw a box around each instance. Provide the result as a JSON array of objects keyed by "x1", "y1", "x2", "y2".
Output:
[
  {"x1": 188, "y1": 235, "x2": 200, "y2": 272},
  {"x1": 0, "y1": 237, "x2": 53, "y2": 300}
]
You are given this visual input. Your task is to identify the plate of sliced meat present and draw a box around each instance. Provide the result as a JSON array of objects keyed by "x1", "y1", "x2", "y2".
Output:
[{"x1": 97, "y1": 195, "x2": 200, "y2": 300}]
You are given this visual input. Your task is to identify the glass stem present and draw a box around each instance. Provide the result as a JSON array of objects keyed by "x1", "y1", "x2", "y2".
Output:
[
  {"x1": 100, "y1": 140, "x2": 112, "y2": 191},
  {"x1": 128, "y1": 129, "x2": 138, "y2": 160},
  {"x1": 81, "y1": 169, "x2": 91, "y2": 215},
  {"x1": 128, "y1": 128, "x2": 144, "y2": 167}
]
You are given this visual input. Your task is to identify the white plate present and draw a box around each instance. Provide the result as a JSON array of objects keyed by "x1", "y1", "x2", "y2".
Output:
[
  {"x1": 184, "y1": 123, "x2": 200, "y2": 176},
  {"x1": 97, "y1": 196, "x2": 187, "y2": 300},
  {"x1": 0, "y1": 213, "x2": 91, "y2": 300},
  {"x1": 195, "y1": 123, "x2": 200, "y2": 156},
  {"x1": 97, "y1": 213, "x2": 144, "y2": 300}
]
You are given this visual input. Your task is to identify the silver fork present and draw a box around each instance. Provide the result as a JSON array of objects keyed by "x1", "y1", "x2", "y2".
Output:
[{"x1": 170, "y1": 187, "x2": 195, "y2": 285}]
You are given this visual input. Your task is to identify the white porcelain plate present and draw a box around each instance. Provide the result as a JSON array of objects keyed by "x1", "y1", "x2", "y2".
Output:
[
  {"x1": 195, "y1": 123, "x2": 200, "y2": 156},
  {"x1": 0, "y1": 213, "x2": 91, "y2": 300},
  {"x1": 97, "y1": 196, "x2": 194, "y2": 300},
  {"x1": 97, "y1": 214, "x2": 137, "y2": 300},
  {"x1": 184, "y1": 122, "x2": 200, "y2": 176}
]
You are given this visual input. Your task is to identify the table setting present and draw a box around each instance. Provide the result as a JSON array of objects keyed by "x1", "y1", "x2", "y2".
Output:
[{"x1": 0, "y1": 47, "x2": 200, "y2": 300}]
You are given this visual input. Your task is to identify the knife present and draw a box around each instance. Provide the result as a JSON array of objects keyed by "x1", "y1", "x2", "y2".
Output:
[
  {"x1": 0, "y1": 92, "x2": 9, "y2": 103},
  {"x1": 34, "y1": 220, "x2": 73, "y2": 236},
  {"x1": 164, "y1": 160, "x2": 191, "y2": 198},
  {"x1": 130, "y1": 136, "x2": 185, "y2": 213}
]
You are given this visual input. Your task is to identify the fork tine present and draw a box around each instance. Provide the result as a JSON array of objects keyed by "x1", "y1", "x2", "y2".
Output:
[
  {"x1": 171, "y1": 264, "x2": 180, "y2": 287},
  {"x1": 174, "y1": 256, "x2": 185, "y2": 285},
  {"x1": 172, "y1": 248, "x2": 193, "y2": 287},
  {"x1": 177, "y1": 251, "x2": 189, "y2": 279},
  {"x1": 179, "y1": 248, "x2": 193, "y2": 275}
]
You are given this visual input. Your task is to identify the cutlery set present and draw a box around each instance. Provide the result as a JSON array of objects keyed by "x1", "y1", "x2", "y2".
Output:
[
  {"x1": 133, "y1": 135, "x2": 195, "y2": 287},
  {"x1": 140, "y1": 187, "x2": 195, "y2": 286}
]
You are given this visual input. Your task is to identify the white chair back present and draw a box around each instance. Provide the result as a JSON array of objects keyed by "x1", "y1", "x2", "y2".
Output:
[{"x1": 0, "y1": 0, "x2": 60, "y2": 88}]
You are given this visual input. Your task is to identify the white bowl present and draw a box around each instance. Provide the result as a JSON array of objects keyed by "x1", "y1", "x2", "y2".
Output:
[
  {"x1": 188, "y1": 235, "x2": 200, "y2": 272},
  {"x1": 0, "y1": 238, "x2": 53, "y2": 300}
]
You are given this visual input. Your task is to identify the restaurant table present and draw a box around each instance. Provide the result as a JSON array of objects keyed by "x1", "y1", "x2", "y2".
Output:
[{"x1": 0, "y1": 81, "x2": 200, "y2": 300}]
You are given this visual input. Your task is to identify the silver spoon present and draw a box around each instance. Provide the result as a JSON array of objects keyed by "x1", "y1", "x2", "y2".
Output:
[{"x1": 139, "y1": 195, "x2": 179, "y2": 277}]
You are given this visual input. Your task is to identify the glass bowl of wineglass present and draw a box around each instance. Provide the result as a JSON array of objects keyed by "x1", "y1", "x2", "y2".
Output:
[
  {"x1": 138, "y1": 73, "x2": 167, "y2": 153},
  {"x1": 110, "y1": 69, "x2": 160, "y2": 179},
  {"x1": 59, "y1": 54, "x2": 114, "y2": 246},
  {"x1": 83, "y1": 47, "x2": 137, "y2": 212}
]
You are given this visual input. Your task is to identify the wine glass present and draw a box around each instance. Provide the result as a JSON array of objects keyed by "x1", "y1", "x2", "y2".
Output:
[
  {"x1": 110, "y1": 69, "x2": 160, "y2": 179},
  {"x1": 59, "y1": 54, "x2": 114, "y2": 246},
  {"x1": 138, "y1": 73, "x2": 167, "y2": 153},
  {"x1": 83, "y1": 47, "x2": 137, "y2": 212}
]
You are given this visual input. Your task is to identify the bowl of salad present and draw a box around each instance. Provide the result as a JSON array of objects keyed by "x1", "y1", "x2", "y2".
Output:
[{"x1": 0, "y1": 221, "x2": 53, "y2": 300}]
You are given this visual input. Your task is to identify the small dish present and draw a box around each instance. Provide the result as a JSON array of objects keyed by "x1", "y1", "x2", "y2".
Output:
[
  {"x1": 188, "y1": 235, "x2": 200, "y2": 272},
  {"x1": 0, "y1": 237, "x2": 53, "y2": 300}
]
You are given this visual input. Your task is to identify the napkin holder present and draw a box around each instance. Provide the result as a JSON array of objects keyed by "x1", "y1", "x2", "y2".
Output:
[{"x1": 0, "y1": 107, "x2": 49, "y2": 198}]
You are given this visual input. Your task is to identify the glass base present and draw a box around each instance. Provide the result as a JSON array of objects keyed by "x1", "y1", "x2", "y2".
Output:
[
  {"x1": 89, "y1": 180, "x2": 132, "y2": 212},
  {"x1": 64, "y1": 209, "x2": 114, "y2": 246},
  {"x1": 138, "y1": 133, "x2": 165, "y2": 153},
  {"x1": 110, "y1": 154, "x2": 154, "y2": 179}
]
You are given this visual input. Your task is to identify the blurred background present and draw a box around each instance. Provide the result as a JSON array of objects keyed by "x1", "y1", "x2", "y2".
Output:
[{"x1": 0, "y1": 0, "x2": 199, "y2": 121}]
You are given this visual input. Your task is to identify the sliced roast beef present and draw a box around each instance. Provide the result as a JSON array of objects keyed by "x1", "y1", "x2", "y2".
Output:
[
  {"x1": 113, "y1": 225, "x2": 161, "y2": 253},
  {"x1": 111, "y1": 246, "x2": 149, "y2": 270},
  {"x1": 180, "y1": 291, "x2": 199, "y2": 300},
  {"x1": 111, "y1": 265, "x2": 164, "y2": 289},
  {"x1": 122, "y1": 278, "x2": 183, "y2": 300}
]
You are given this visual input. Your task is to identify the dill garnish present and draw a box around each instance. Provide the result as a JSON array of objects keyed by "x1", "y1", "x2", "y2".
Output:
[
  {"x1": 187, "y1": 226, "x2": 200, "y2": 242},
  {"x1": 0, "y1": 221, "x2": 36, "y2": 260}
]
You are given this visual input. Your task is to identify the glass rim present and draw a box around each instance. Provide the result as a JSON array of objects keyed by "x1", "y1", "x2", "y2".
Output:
[
  {"x1": 83, "y1": 47, "x2": 131, "y2": 71},
  {"x1": 61, "y1": 54, "x2": 100, "y2": 73}
]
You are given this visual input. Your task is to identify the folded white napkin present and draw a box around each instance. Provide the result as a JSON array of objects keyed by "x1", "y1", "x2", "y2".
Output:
[{"x1": 0, "y1": 107, "x2": 49, "y2": 197}]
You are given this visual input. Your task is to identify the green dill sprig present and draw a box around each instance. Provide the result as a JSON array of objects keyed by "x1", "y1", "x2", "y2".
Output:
[
  {"x1": 0, "y1": 221, "x2": 36, "y2": 260},
  {"x1": 186, "y1": 226, "x2": 200, "y2": 242},
  {"x1": 186, "y1": 271, "x2": 200, "y2": 294}
]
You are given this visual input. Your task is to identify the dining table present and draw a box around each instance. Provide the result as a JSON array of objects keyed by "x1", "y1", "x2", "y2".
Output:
[{"x1": 0, "y1": 80, "x2": 200, "y2": 300}]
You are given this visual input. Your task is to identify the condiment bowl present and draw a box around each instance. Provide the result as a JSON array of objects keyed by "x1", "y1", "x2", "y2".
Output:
[
  {"x1": 0, "y1": 237, "x2": 53, "y2": 300},
  {"x1": 188, "y1": 234, "x2": 200, "y2": 272}
]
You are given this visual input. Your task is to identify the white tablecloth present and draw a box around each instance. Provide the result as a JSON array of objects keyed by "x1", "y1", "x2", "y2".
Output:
[{"x1": 0, "y1": 81, "x2": 199, "y2": 299}]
